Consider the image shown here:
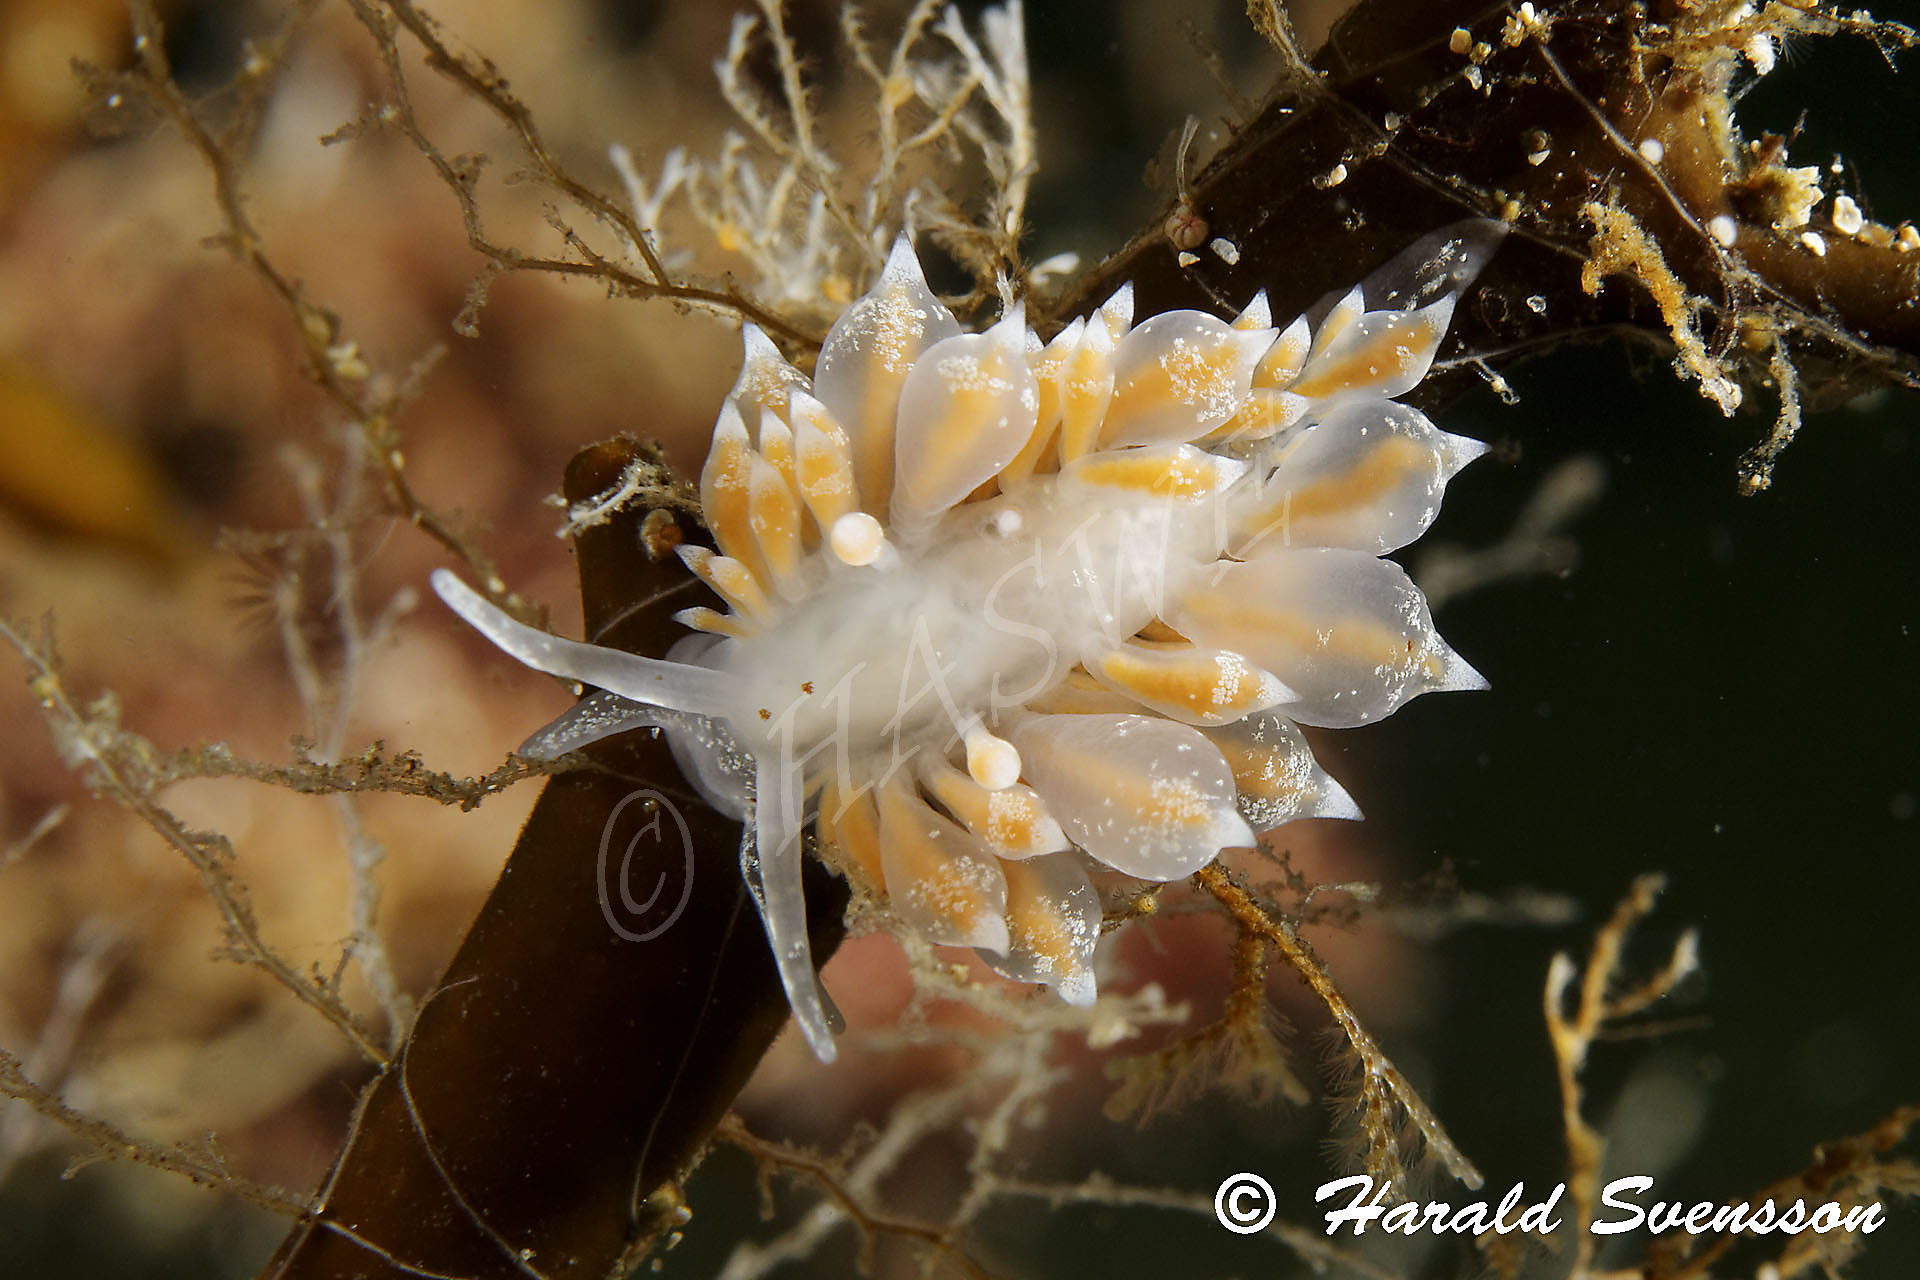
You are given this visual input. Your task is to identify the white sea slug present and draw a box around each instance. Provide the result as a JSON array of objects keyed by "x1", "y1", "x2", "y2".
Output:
[{"x1": 434, "y1": 222, "x2": 1505, "y2": 1062}]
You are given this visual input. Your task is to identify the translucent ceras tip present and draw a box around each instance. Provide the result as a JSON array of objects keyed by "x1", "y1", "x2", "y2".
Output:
[
  {"x1": 1316, "y1": 774, "x2": 1365, "y2": 822},
  {"x1": 1439, "y1": 430, "x2": 1492, "y2": 478},
  {"x1": 881, "y1": 229, "x2": 925, "y2": 283},
  {"x1": 1099, "y1": 282, "x2": 1134, "y2": 338},
  {"x1": 1232, "y1": 289, "x2": 1272, "y2": 331},
  {"x1": 962, "y1": 721, "x2": 1023, "y2": 791},
  {"x1": 1433, "y1": 643, "x2": 1490, "y2": 693},
  {"x1": 738, "y1": 322, "x2": 790, "y2": 379},
  {"x1": 829, "y1": 511, "x2": 888, "y2": 566}
]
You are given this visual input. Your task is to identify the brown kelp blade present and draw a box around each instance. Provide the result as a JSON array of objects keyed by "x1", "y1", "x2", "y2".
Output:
[{"x1": 260, "y1": 438, "x2": 846, "y2": 1280}]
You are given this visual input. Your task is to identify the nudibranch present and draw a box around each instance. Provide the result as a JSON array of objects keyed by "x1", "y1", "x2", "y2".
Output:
[{"x1": 434, "y1": 222, "x2": 1504, "y2": 1062}]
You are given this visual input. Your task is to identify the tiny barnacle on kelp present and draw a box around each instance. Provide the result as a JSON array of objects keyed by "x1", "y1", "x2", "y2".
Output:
[{"x1": 434, "y1": 222, "x2": 1505, "y2": 1061}]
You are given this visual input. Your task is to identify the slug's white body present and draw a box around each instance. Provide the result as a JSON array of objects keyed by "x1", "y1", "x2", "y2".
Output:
[
  {"x1": 434, "y1": 222, "x2": 1504, "y2": 1061},
  {"x1": 729, "y1": 464, "x2": 1217, "y2": 753}
]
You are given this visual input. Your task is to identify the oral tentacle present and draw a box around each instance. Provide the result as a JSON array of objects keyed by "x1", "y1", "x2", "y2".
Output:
[
  {"x1": 747, "y1": 754, "x2": 836, "y2": 1062},
  {"x1": 432, "y1": 569, "x2": 731, "y2": 718},
  {"x1": 515, "y1": 689, "x2": 660, "y2": 760}
]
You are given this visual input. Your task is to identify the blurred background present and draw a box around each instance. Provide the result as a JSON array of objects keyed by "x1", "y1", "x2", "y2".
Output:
[{"x1": 0, "y1": 0, "x2": 1915, "y2": 1276}]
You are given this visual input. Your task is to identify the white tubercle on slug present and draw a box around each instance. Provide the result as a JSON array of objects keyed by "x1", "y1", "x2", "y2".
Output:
[{"x1": 434, "y1": 221, "x2": 1507, "y2": 1061}]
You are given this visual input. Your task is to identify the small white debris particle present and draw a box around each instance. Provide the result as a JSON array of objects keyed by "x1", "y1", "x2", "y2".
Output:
[
  {"x1": 1502, "y1": 3, "x2": 1547, "y2": 46},
  {"x1": 1384, "y1": 111, "x2": 1403, "y2": 131},
  {"x1": 1770, "y1": 165, "x2": 1823, "y2": 229},
  {"x1": 1319, "y1": 162, "x2": 1348, "y2": 188},
  {"x1": 1831, "y1": 194, "x2": 1865, "y2": 237},
  {"x1": 1525, "y1": 294, "x2": 1546, "y2": 314},
  {"x1": 1798, "y1": 231, "x2": 1827, "y2": 257},
  {"x1": 1637, "y1": 138, "x2": 1664, "y2": 165},
  {"x1": 1209, "y1": 236, "x2": 1241, "y2": 265},
  {"x1": 327, "y1": 341, "x2": 370, "y2": 381},
  {"x1": 1177, "y1": 250, "x2": 1200, "y2": 268},
  {"x1": 1449, "y1": 27, "x2": 1473, "y2": 54},
  {"x1": 1746, "y1": 34, "x2": 1776, "y2": 75},
  {"x1": 1709, "y1": 215, "x2": 1738, "y2": 247},
  {"x1": 1465, "y1": 65, "x2": 1484, "y2": 89},
  {"x1": 1029, "y1": 251, "x2": 1080, "y2": 284},
  {"x1": 1523, "y1": 127, "x2": 1551, "y2": 167}
]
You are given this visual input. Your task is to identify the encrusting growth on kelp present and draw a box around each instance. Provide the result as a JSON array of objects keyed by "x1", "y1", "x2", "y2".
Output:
[{"x1": 435, "y1": 221, "x2": 1505, "y2": 1061}]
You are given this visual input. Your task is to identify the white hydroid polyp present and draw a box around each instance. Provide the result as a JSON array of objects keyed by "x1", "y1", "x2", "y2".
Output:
[{"x1": 436, "y1": 221, "x2": 1506, "y2": 1060}]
